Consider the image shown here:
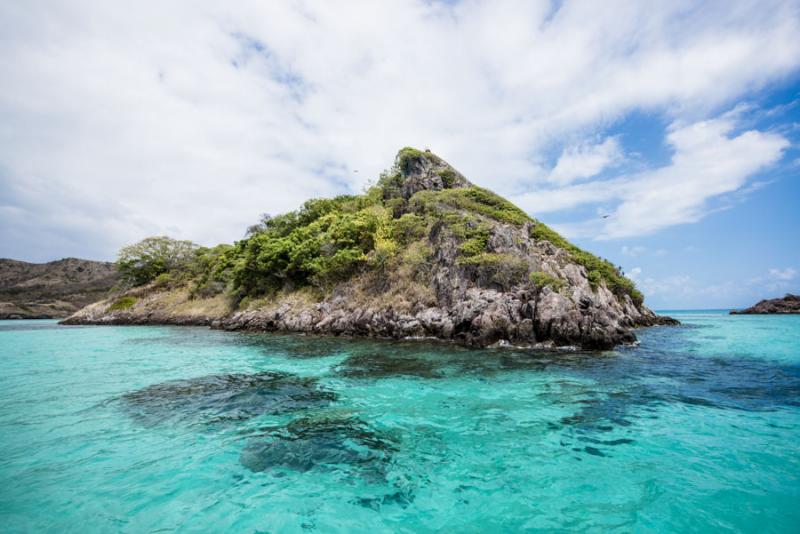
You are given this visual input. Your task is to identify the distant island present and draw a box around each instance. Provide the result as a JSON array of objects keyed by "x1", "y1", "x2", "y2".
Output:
[
  {"x1": 730, "y1": 294, "x2": 800, "y2": 315},
  {"x1": 62, "y1": 148, "x2": 677, "y2": 349},
  {"x1": 0, "y1": 258, "x2": 118, "y2": 319}
]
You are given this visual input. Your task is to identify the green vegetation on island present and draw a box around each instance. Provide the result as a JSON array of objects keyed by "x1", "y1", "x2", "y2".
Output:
[
  {"x1": 111, "y1": 148, "x2": 642, "y2": 309},
  {"x1": 63, "y1": 147, "x2": 670, "y2": 350}
]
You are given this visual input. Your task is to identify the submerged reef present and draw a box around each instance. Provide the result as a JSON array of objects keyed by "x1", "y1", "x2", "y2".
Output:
[
  {"x1": 120, "y1": 371, "x2": 335, "y2": 426},
  {"x1": 239, "y1": 412, "x2": 397, "y2": 477}
]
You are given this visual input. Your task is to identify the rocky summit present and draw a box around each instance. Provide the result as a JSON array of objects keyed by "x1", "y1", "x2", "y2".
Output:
[{"x1": 63, "y1": 148, "x2": 677, "y2": 349}]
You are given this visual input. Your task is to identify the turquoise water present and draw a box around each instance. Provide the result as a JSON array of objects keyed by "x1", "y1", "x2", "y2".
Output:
[{"x1": 0, "y1": 311, "x2": 798, "y2": 533}]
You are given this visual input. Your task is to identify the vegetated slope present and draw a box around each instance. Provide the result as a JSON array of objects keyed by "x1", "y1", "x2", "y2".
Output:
[
  {"x1": 64, "y1": 148, "x2": 676, "y2": 348},
  {"x1": 730, "y1": 294, "x2": 800, "y2": 314},
  {"x1": 0, "y1": 258, "x2": 119, "y2": 318}
]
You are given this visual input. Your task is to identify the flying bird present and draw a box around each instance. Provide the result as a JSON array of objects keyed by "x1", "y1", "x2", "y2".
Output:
[{"x1": 601, "y1": 214, "x2": 610, "y2": 219}]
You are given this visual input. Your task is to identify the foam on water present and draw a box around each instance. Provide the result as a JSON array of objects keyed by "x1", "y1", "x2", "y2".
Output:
[{"x1": 0, "y1": 313, "x2": 798, "y2": 532}]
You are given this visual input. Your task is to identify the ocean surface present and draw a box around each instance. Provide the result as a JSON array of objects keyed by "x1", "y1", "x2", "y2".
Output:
[{"x1": 0, "y1": 311, "x2": 798, "y2": 533}]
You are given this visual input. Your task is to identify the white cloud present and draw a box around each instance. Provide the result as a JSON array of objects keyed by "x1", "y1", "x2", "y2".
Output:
[
  {"x1": 603, "y1": 117, "x2": 789, "y2": 238},
  {"x1": 638, "y1": 273, "x2": 694, "y2": 297},
  {"x1": 622, "y1": 245, "x2": 646, "y2": 257},
  {"x1": 549, "y1": 137, "x2": 622, "y2": 185},
  {"x1": 769, "y1": 267, "x2": 797, "y2": 280},
  {"x1": 518, "y1": 115, "x2": 789, "y2": 238},
  {"x1": 1, "y1": 0, "x2": 799, "y2": 260},
  {"x1": 629, "y1": 269, "x2": 739, "y2": 306},
  {"x1": 627, "y1": 265, "x2": 800, "y2": 308}
]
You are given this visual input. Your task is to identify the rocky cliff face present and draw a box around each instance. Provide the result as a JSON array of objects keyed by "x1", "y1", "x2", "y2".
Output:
[
  {"x1": 730, "y1": 294, "x2": 800, "y2": 314},
  {"x1": 63, "y1": 148, "x2": 676, "y2": 349},
  {"x1": 0, "y1": 258, "x2": 119, "y2": 319}
]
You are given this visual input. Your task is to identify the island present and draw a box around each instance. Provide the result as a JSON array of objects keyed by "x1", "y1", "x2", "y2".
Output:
[
  {"x1": 730, "y1": 294, "x2": 800, "y2": 314},
  {"x1": 62, "y1": 148, "x2": 677, "y2": 349}
]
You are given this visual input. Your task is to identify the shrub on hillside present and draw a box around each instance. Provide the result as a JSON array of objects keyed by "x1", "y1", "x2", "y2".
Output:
[
  {"x1": 459, "y1": 253, "x2": 529, "y2": 291},
  {"x1": 529, "y1": 271, "x2": 566, "y2": 291},
  {"x1": 116, "y1": 236, "x2": 198, "y2": 286}
]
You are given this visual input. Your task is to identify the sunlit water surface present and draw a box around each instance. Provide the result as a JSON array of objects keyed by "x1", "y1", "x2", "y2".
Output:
[{"x1": 1, "y1": 311, "x2": 798, "y2": 532}]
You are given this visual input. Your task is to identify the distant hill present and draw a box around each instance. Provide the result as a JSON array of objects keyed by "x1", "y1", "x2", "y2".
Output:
[{"x1": 0, "y1": 258, "x2": 119, "y2": 319}]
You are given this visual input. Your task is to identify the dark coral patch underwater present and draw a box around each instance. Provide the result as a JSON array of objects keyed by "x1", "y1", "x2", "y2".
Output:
[
  {"x1": 239, "y1": 412, "x2": 398, "y2": 475},
  {"x1": 120, "y1": 371, "x2": 336, "y2": 426}
]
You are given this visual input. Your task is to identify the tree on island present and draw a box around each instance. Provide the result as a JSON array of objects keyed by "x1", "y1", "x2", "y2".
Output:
[{"x1": 116, "y1": 236, "x2": 198, "y2": 286}]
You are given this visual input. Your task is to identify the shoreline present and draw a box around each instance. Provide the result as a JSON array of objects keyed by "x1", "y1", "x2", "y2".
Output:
[{"x1": 59, "y1": 310, "x2": 679, "y2": 352}]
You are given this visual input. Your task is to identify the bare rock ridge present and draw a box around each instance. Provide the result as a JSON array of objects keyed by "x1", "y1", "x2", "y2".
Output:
[
  {"x1": 62, "y1": 148, "x2": 677, "y2": 349},
  {"x1": 0, "y1": 258, "x2": 118, "y2": 319},
  {"x1": 730, "y1": 294, "x2": 800, "y2": 314}
]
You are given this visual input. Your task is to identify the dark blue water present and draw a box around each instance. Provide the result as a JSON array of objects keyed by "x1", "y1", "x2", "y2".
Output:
[{"x1": 0, "y1": 311, "x2": 798, "y2": 532}]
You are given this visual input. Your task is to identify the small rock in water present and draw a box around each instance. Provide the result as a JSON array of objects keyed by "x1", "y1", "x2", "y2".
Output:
[{"x1": 120, "y1": 371, "x2": 335, "y2": 426}]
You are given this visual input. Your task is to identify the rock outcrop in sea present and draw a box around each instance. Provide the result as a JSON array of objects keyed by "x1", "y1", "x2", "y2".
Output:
[
  {"x1": 63, "y1": 148, "x2": 677, "y2": 349},
  {"x1": 730, "y1": 294, "x2": 800, "y2": 314}
]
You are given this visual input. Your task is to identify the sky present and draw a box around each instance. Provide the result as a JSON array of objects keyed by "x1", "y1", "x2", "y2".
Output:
[{"x1": 1, "y1": 0, "x2": 799, "y2": 309}]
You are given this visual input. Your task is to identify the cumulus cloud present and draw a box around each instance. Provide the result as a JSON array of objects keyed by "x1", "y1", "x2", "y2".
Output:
[
  {"x1": 627, "y1": 265, "x2": 799, "y2": 308},
  {"x1": 1, "y1": 0, "x2": 799, "y2": 260},
  {"x1": 605, "y1": 116, "x2": 788, "y2": 238},
  {"x1": 627, "y1": 267, "x2": 642, "y2": 282},
  {"x1": 519, "y1": 114, "x2": 789, "y2": 238},
  {"x1": 627, "y1": 268, "x2": 743, "y2": 307},
  {"x1": 769, "y1": 267, "x2": 797, "y2": 280},
  {"x1": 622, "y1": 245, "x2": 646, "y2": 257},
  {"x1": 549, "y1": 137, "x2": 622, "y2": 185},
  {"x1": 637, "y1": 273, "x2": 695, "y2": 298}
]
